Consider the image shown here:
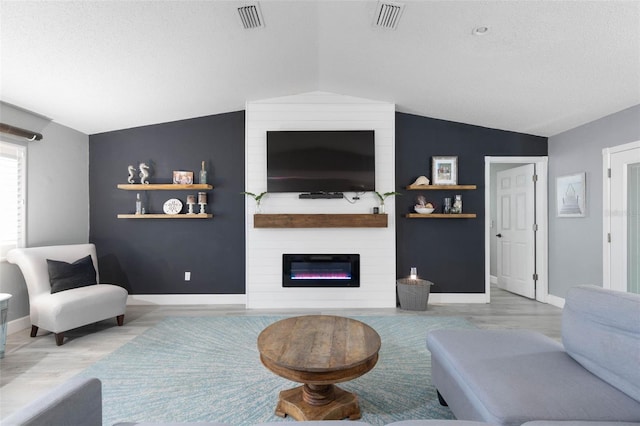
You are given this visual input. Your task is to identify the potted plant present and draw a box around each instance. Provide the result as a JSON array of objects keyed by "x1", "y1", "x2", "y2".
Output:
[
  {"x1": 374, "y1": 191, "x2": 401, "y2": 214},
  {"x1": 242, "y1": 191, "x2": 267, "y2": 213}
]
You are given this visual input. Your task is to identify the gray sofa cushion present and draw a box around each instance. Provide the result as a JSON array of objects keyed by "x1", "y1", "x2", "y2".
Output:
[
  {"x1": 113, "y1": 423, "x2": 230, "y2": 426},
  {"x1": 387, "y1": 421, "x2": 492, "y2": 426},
  {"x1": 1, "y1": 377, "x2": 102, "y2": 426},
  {"x1": 523, "y1": 422, "x2": 640, "y2": 426},
  {"x1": 562, "y1": 285, "x2": 640, "y2": 402},
  {"x1": 427, "y1": 329, "x2": 640, "y2": 426}
]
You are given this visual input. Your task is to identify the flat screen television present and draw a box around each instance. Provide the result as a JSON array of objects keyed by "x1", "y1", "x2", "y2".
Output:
[{"x1": 266, "y1": 130, "x2": 375, "y2": 193}]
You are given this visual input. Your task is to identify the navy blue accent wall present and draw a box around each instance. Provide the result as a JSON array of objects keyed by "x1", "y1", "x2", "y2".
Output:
[
  {"x1": 88, "y1": 109, "x2": 546, "y2": 296},
  {"x1": 89, "y1": 111, "x2": 245, "y2": 294},
  {"x1": 395, "y1": 112, "x2": 548, "y2": 293}
]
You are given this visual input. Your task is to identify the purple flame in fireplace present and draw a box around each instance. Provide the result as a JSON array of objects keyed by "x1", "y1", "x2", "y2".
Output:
[{"x1": 283, "y1": 254, "x2": 360, "y2": 287}]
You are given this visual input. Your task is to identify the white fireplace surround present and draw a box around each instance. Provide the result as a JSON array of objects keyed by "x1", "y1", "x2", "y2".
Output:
[{"x1": 245, "y1": 92, "x2": 397, "y2": 309}]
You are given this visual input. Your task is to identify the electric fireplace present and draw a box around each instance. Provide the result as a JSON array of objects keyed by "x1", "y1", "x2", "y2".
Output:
[{"x1": 282, "y1": 254, "x2": 360, "y2": 287}]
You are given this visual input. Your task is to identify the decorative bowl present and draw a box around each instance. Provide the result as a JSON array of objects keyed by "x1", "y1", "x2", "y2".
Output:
[{"x1": 415, "y1": 206, "x2": 435, "y2": 214}]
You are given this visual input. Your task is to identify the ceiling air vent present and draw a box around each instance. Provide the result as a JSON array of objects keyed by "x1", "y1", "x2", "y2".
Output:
[
  {"x1": 238, "y1": 3, "x2": 264, "y2": 29},
  {"x1": 373, "y1": 1, "x2": 404, "y2": 30}
]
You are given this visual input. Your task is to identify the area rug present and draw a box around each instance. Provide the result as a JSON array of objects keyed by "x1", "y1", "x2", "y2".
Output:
[{"x1": 77, "y1": 315, "x2": 474, "y2": 425}]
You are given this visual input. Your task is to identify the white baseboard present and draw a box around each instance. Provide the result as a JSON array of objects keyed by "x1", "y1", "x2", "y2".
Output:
[
  {"x1": 429, "y1": 293, "x2": 488, "y2": 304},
  {"x1": 128, "y1": 293, "x2": 487, "y2": 306},
  {"x1": 7, "y1": 315, "x2": 30, "y2": 334},
  {"x1": 490, "y1": 275, "x2": 498, "y2": 285},
  {"x1": 127, "y1": 294, "x2": 247, "y2": 305},
  {"x1": 545, "y1": 293, "x2": 565, "y2": 308}
]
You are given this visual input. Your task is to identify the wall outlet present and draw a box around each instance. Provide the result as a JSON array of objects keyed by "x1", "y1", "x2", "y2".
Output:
[{"x1": 184, "y1": 272, "x2": 191, "y2": 281}]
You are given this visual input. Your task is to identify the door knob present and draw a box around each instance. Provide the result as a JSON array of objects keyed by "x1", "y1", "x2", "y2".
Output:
[{"x1": 496, "y1": 233, "x2": 502, "y2": 238}]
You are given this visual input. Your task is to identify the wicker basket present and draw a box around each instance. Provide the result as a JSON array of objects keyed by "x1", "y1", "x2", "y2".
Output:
[{"x1": 396, "y1": 278, "x2": 433, "y2": 311}]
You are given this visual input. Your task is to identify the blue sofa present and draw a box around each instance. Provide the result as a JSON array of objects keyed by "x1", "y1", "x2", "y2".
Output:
[{"x1": 427, "y1": 285, "x2": 640, "y2": 426}]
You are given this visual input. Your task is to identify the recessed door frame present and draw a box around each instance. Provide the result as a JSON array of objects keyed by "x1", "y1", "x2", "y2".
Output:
[{"x1": 484, "y1": 156, "x2": 549, "y2": 303}]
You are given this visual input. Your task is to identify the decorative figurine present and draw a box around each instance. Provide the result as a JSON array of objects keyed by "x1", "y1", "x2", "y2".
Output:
[
  {"x1": 452, "y1": 194, "x2": 463, "y2": 214},
  {"x1": 127, "y1": 165, "x2": 137, "y2": 184},
  {"x1": 139, "y1": 163, "x2": 150, "y2": 184},
  {"x1": 412, "y1": 175, "x2": 430, "y2": 186}
]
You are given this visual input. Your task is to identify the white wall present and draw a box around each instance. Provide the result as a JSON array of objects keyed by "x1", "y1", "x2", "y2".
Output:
[{"x1": 245, "y1": 92, "x2": 396, "y2": 309}]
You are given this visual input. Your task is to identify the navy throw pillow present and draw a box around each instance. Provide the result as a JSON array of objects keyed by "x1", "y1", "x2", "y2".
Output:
[{"x1": 47, "y1": 255, "x2": 97, "y2": 294}]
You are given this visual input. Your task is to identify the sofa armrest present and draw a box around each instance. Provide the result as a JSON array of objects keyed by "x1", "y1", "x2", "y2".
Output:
[
  {"x1": 1, "y1": 377, "x2": 102, "y2": 426},
  {"x1": 562, "y1": 285, "x2": 640, "y2": 402}
]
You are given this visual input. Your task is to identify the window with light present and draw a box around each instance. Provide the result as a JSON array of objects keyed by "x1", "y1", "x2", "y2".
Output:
[{"x1": 0, "y1": 141, "x2": 26, "y2": 260}]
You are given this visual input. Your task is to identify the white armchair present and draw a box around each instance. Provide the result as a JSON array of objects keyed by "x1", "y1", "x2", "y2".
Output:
[{"x1": 7, "y1": 243, "x2": 128, "y2": 346}]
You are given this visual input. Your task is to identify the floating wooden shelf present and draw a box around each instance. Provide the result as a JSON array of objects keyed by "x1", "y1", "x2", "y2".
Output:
[
  {"x1": 117, "y1": 184, "x2": 213, "y2": 190},
  {"x1": 118, "y1": 213, "x2": 213, "y2": 219},
  {"x1": 405, "y1": 184, "x2": 477, "y2": 190},
  {"x1": 254, "y1": 214, "x2": 388, "y2": 228},
  {"x1": 405, "y1": 213, "x2": 476, "y2": 219}
]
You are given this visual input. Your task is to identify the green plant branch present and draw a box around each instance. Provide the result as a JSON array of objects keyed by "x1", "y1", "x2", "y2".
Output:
[
  {"x1": 241, "y1": 191, "x2": 267, "y2": 203},
  {"x1": 375, "y1": 191, "x2": 401, "y2": 203}
]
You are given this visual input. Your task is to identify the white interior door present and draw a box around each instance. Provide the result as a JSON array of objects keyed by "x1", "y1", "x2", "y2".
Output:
[
  {"x1": 606, "y1": 143, "x2": 640, "y2": 293},
  {"x1": 497, "y1": 164, "x2": 536, "y2": 298}
]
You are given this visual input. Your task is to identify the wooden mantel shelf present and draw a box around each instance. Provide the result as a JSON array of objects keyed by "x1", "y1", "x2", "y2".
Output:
[{"x1": 254, "y1": 214, "x2": 388, "y2": 228}]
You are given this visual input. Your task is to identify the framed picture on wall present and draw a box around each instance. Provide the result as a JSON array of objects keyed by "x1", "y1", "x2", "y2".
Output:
[
  {"x1": 556, "y1": 172, "x2": 586, "y2": 217},
  {"x1": 431, "y1": 156, "x2": 458, "y2": 185}
]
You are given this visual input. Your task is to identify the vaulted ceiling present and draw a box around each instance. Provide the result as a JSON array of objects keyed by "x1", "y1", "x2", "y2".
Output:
[{"x1": 1, "y1": 1, "x2": 639, "y2": 136}]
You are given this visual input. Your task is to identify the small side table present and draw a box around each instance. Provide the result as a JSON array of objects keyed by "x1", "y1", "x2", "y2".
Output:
[{"x1": 0, "y1": 293, "x2": 12, "y2": 359}]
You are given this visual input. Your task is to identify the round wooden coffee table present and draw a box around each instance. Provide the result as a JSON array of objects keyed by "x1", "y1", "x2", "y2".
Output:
[{"x1": 257, "y1": 315, "x2": 381, "y2": 421}]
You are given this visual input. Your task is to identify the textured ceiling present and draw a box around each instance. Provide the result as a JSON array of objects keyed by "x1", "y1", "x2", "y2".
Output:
[{"x1": 1, "y1": 0, "x2": 639, "y2": 136}]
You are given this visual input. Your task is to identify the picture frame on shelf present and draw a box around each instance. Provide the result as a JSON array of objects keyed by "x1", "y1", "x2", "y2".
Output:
[
  {"x1": 431, "y1": 156, "x2": 458, "y2": 185},
  {"x1": 556, "y1": 172, "x2": 586, "y2": 218},
  {"x1": 173, "y1": 170, "x2": 193, "y2": 185}
]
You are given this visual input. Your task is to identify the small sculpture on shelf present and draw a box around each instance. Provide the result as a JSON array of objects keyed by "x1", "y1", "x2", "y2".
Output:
[
  {"x1": 411, "y1": 175, "x2": 430, "y2": 186},
  {"x1": 127, "y1": 165, "x2": 137, "y2": 184},
  {"x1": 139, "y1": 163, "x2": 151, "y2": 185},
  {"x1": 451, "y1": 194, "x2": 463, "y2": 214}
]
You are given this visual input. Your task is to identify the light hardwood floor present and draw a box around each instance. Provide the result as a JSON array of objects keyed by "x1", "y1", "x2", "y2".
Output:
[{"x1": 0, "y1": 286, "x2": 562, "y2": 420}]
